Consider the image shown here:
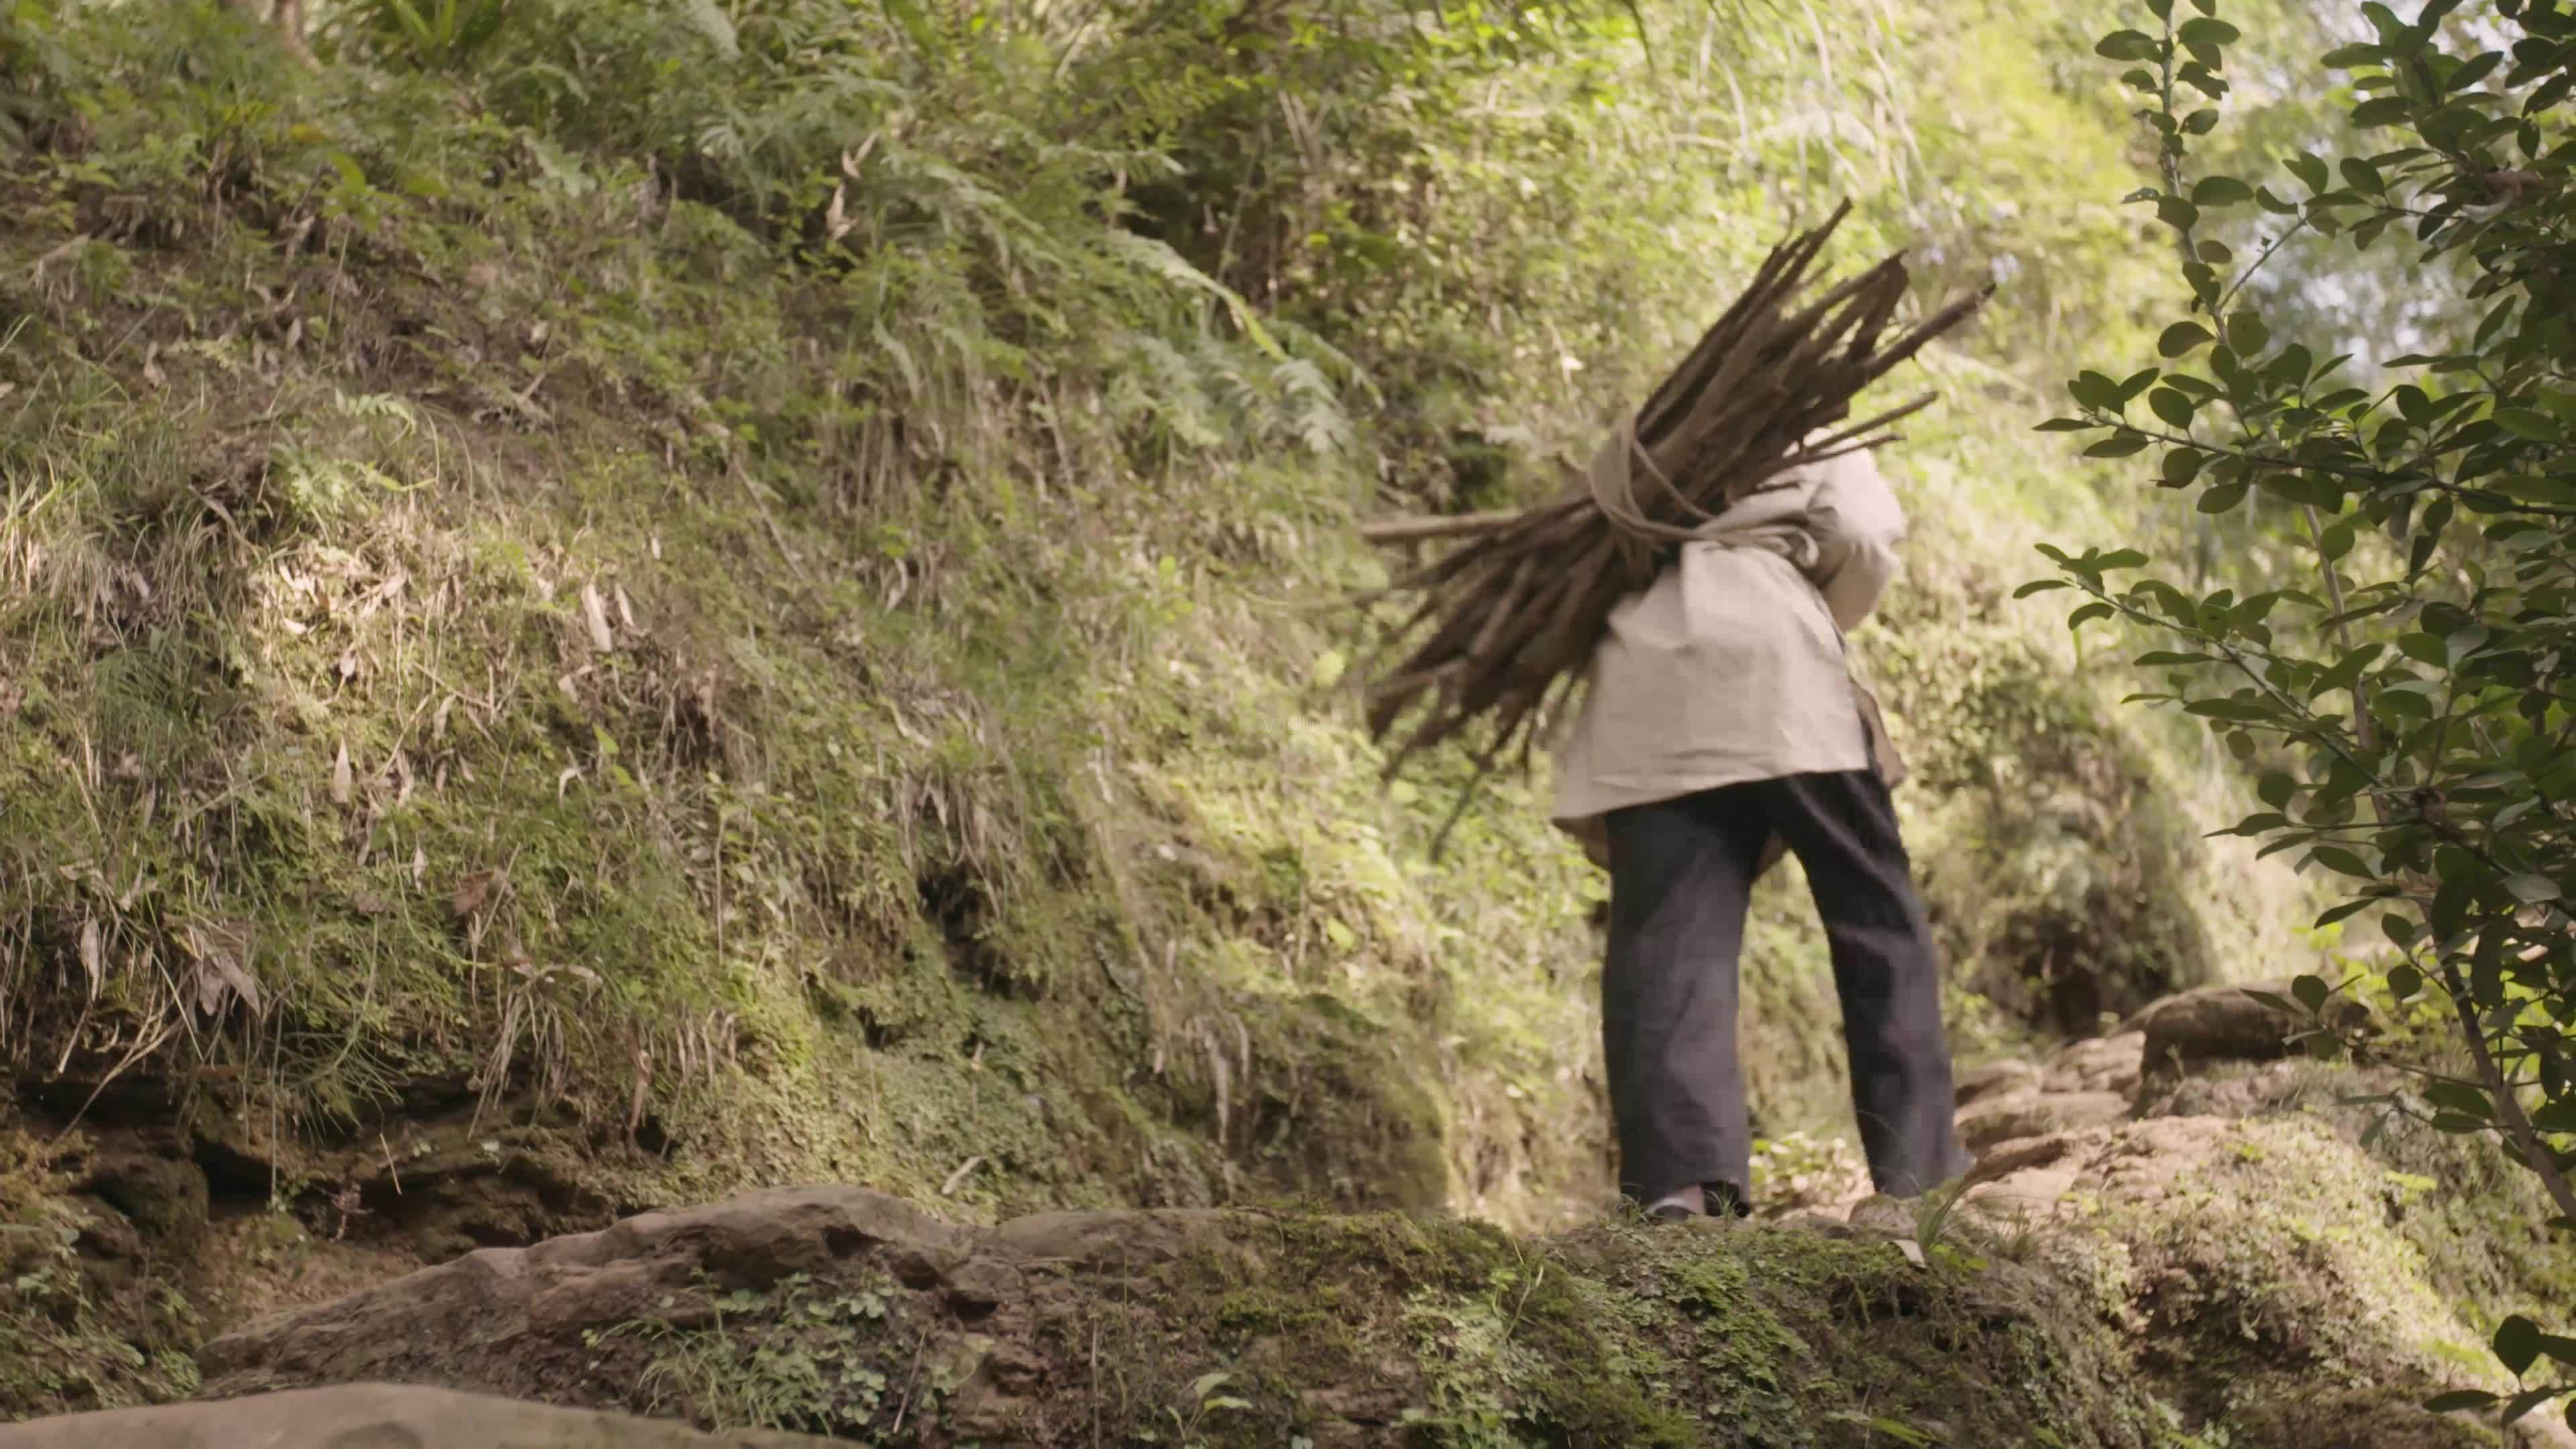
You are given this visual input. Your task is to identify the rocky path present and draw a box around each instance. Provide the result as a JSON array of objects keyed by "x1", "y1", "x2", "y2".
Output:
[{"x1": 3, "y1": 982, "x2": 2569, "y2": 1448}]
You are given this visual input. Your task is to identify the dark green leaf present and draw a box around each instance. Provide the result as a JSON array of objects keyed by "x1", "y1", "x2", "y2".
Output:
[
  {"x1": 2149, "y1": 388, "x2": 2198, "y2": 428},
  {"x1": 2498, "y1": 409, "x2": 2560, "y2": 441},
  {"x1": 2351, "y1": 95, "x2": 2414, "y2": 126},
  {"x1": 2508, "y1": 873, "x2": 2563, "y2": 904},
  {"x1": 2013, "y1": 579, "x2": 2072, "y2": 598},
  {"x1": 2070, "y1": 602, "x2": 2115, "y2": 629},
  {"x1": 2475, "y1": 299, "x2": 2520, "y2": 350},
  {"x1": 2426, "y1": 1081, "x2": 2491, "y2": 1118},
  {"x1": 2293, "y1": 974, "x2": 2331, "y2": 1011},
  {"x1": 2505, "y1": 1385, "x2": 2561, "y2": 1426},
  {"x1": 2086, "y1": 435, "x2": 2151, "y2": 459},
  {"x1": 2432, "y1": 871, "x2": 2474, "y2": 939},
  {"x1": 2447, "y1": 50, "x2": 2506, "y2": 93},
  {"x1": 2310, "y1": 846, "x2": 2377, "y2": 877},
  {"x1": 2192, "y1": 176, "x2": 2255, "y2": 206},
  {"x1": 2320, "y1": 43, "x2": 2384, "y2": 68},
  {"x1": 2475, "y1": 926, "x2": 2507, "y2": 1008},
  {"x1": 2498, "y1": 1316, "x2": 2543, "y2": 1378},
  {"x1": 2069, "y1": 372, "x2": 2124, "y2": 410},
  {"x1": 2096, "y1": 29, "x2": 2160, "y2": 60},
  {"x1": 2159, "y1": 321, "x2": 2215, "y2": 357},
  {"x1": 2198, "y1": 482, "x2": 2250, "y2": 513},
  {"x1": 2314, "y1": 643, "x2": 2383, "y2": 694}
]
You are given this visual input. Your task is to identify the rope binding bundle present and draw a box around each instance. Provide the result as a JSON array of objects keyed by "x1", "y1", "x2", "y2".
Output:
[{"x1": 1353, "y1": 201, "x2": 1992, "y2": 851}]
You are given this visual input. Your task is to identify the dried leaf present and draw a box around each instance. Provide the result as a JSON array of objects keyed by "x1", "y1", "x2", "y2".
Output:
[
  {"x1": 452, "y1": 869, "x2": 501, "y2": 918},
  {"x1": 330, "y1": 741, "x2": 354, "y2": 806},
  {"x1": 358, "y1": 571, "x2": 409, "y2": 620},
  {"x1": 823, "y1": 179, "x2": 852, "y2": 243},
  {"x1": 180, "y1": 921, "x2": 262, "y2": 1018},
  {"x1": 580, "y1": 582, "x2": 614, "y2": 653},
  {"x1": 614, "y1": 585, "x2": 637, "y2": 631},
  {"x1": 77, "y1": 917, "x2": 105, "y2": 999}
]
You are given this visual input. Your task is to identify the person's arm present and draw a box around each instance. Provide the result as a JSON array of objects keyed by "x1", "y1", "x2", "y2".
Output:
[{"x1": 1804, "y1": 447, "x2": 1906, "y2": 631}]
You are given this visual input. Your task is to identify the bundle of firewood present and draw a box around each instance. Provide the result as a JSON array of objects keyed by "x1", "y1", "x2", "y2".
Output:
[{"x1": 1356, "y1": 201, "x2": 1990, "y2": 801}]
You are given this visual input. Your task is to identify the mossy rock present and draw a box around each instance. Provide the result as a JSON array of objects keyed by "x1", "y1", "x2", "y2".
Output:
[
  {"x1": 2216, "y1": 1384, "x2": 2504, "y2": 1449},
  {"x1": 194, "y1": 1185, "x2": 2168, "y2": 1447},
  {"x1": 1979, "y1": 1094, "x2": 2576, "y2": 1446}
]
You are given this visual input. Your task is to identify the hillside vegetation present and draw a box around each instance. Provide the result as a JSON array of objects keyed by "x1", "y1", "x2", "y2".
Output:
[{"x1": 0, "y1": 0, "x2": 2364, "y2": 1418}]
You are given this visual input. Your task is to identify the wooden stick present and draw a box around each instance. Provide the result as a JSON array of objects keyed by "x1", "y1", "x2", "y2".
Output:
[
  {"x1": 1357, "y1": 511, "x2": 1526, "y2": 543},
  {"x1": 1352, "y1": 202, "x2": 1994, "y2": 789}
]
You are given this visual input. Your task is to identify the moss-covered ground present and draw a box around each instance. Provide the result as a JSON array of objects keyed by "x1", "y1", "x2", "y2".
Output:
[{"x1": 197, "y1": 1192, "x2": 2186, "y2": 1448}]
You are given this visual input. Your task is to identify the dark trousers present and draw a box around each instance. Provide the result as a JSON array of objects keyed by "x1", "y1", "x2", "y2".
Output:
[{"x1": 1601, "y1": 769, "x2": 1965, "y2": 1209}]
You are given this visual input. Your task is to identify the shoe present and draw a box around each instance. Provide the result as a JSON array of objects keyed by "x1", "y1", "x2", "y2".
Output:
[{"x1": 1645, "y1": 1185, "x2": 1706, "y2": 1223}]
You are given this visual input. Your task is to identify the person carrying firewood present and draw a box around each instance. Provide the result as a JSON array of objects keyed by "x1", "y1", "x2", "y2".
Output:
[{"x1": 1549, "y1": 435, "x2": 1970, "y2": 1222}]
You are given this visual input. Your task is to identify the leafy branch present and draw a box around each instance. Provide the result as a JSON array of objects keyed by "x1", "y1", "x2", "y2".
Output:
[{"x1": 2037, "y1": 0, "x2": 2576, "y2": 1430}]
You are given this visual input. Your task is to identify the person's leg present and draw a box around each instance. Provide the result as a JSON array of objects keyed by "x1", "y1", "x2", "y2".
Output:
[
  {"x1": 1601, "y1": 787, "x2": 1769, "y2": 1212},
  {"x1": 1760, "y1": 769, "x2": 1967, "y2": 1196}
]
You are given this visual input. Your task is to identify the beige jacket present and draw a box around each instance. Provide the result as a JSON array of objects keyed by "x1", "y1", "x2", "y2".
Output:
[{"x1": 1550, "y1": 436, "x2": 1908, "y2": 867}]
